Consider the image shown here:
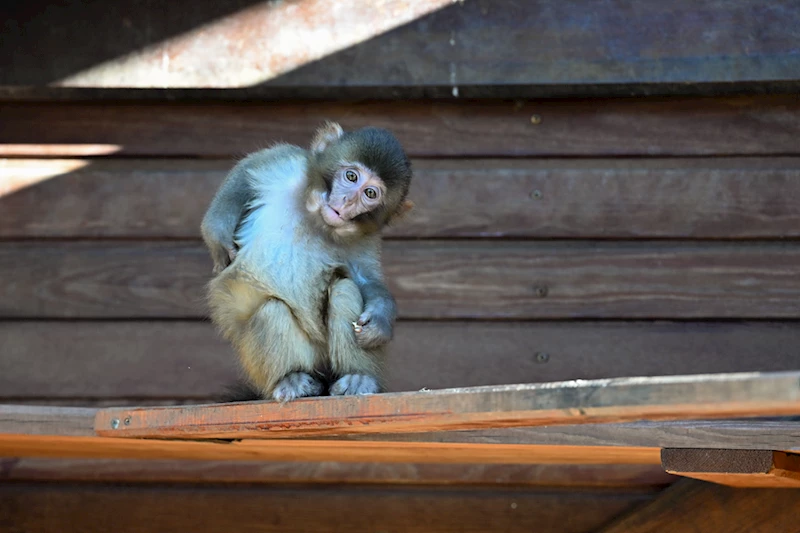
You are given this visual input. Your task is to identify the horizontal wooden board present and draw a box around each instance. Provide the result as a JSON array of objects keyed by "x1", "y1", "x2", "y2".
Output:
[
  {"x1": 0, "y1": 458, "x2": 677, "y2": 488},
  {"x1": 0, "y1": 483, "x2": 651, "y2": 533},
  {"x1": 1, "y1": 96, "x2": 799, "y2": 158},
  {"x1": 4, "y1": 321, "x2": 800, "y2": 400},
  {"x1": 661, "y1": 449, "x2": 800, "y2": 488},
  {"x1": 3, "y1": 241, "x2": 800, "y2": 319},
  {"x1": 2, "y1": 0, "x2": 798, "y2": 93},
  {"x1": 94, "y1": 372, "x2": 800, "y2": 440},
  {"x1": 4, "y1": 157, "x2": 800, "y2": 239},
  {"x1": 598, "y1": 479, "x2": 800, "y2": 533},
  {"x1": 0, "y1": 434, "x2": 663, "y2": 465}
]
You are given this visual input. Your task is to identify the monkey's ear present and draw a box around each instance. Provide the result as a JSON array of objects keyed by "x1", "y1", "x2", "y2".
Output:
[
  {"x1": 393, "y1": 199, "x2": 414, "y2": 220},
  {"x1": 310, "y1": 121, "x2": 344, "y2": 153}
]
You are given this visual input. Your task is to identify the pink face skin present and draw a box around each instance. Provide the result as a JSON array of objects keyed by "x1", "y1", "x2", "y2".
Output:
[{"x1": 320, "y1": 162, "x2": 385, "y2": 228}]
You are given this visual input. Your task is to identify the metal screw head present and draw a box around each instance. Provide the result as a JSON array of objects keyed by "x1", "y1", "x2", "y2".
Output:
[
  {"x1": 124, "y1": 416, "x2": 131, "y2": 426},
  {"x1": 535, "y1": 352, "x2": 550, "y2": 364},
  {"x1": 534, "y1": 285, "x2": 549, "y2": 298},
  {"x1": 530, "y1": 114, "x2": 542, "y2": 125},
  {"x1": 110, "y1": 418, "x2": 120, "y2": 429},
  {"x1": 531, "y1": 189, "x2": 543, "y2": 200}
]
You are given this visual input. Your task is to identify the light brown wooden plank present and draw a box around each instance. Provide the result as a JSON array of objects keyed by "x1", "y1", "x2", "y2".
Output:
[
  {"x1": 4, "y1": 158, "x2": 800, "y2": 239},
  {"x1": 0, "y1": 458, "x2": 677, "y2": 488},
  {"x1": 4, "y1": 0, "x2": 798, "y2": 90},
  {"x1": 598, "y1": 479, "x2": 800, "y2": 533},
  {"x1": 4, "y1": 321, "x2": 800, "y2": 400},
  {"x1": 93, "y1": 372, "x2": 800, "y2": 440},
  {"x1": 0, "y1": 482, "x2": 651, "y2": 533},
  {"x1": 4, "y1": 241, "x2": 800, "y2": 319},
  {"x1": 0, "y1": 434, "x2": 662, "y2": 465},
  {"x1": 1, "y1": 96, "x2": 799, "y2": 158},
  {"x1": 661, "y1": 449, "x2": 800, "y2": 488}
]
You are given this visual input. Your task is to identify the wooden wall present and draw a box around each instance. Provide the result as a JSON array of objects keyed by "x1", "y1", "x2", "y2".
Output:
[{"x1": 1, "y1": 1, "x2": 799, "y2": 531}]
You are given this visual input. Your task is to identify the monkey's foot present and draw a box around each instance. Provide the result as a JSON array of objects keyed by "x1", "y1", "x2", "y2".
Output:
[
  {"x1": 272, "y1": 372, "x2": 324, "y2": 402},
  {"x1": 330, "y1": 374, "x2": 380, "y2": 396}
]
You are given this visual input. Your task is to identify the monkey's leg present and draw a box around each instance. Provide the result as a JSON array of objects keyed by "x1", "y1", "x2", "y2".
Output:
[
  {"x1": 240, "y1": 299, "x2": 324, "y2": 402},
  {"x1": 326, "y1": 278, "x2": 385, "y2": 396}
]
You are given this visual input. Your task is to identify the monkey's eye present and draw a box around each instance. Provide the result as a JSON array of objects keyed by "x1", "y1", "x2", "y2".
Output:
[
  {"x1": 364, "y1": 187, "x2": 378, "y2": 200},
  {"x1": 345, "y1": 170, "x2": 358, "y2": 182}
]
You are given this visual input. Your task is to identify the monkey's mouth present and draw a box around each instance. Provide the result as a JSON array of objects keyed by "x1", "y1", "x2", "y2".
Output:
[{"x1": 321, "y1": 204, "x2": 348, "y2": 227}]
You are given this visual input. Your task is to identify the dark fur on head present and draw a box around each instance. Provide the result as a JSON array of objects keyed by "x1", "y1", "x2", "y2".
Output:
[{"x1": 312, "y1": 126, "x2": 412, "y2": 227}]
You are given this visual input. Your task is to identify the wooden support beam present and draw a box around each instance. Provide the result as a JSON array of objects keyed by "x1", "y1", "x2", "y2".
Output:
[
  {"x1": 662, "y1": 449, "x2": 800, "y2": 488},
  {"x1": 598, "y1": 479, "x2": 800, "y2": 533},
  {"x1": 93, "y1": 372, "x2": 800, "y2": 440}
]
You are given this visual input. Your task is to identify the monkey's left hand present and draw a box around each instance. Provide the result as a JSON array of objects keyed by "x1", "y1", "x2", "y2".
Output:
[{"x1": 354, "y1": 308, "x2": 393, "y2": 349}]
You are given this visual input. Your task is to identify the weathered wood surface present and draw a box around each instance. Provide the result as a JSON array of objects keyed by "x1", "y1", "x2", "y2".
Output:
[
  {"x1": 4, "y1": 158, "x2": 800, "y2": 239},
  {"x1": 0, "y1": 434, "x2": 662, "y2": 465},
  {"x1": 0, "y1": 458, "x2": 676, "y2": 488},
  {"x1": 0, "y1": 405, "x2": 96, "y2": 436},
  {"x1": 4, "y1": 321, "x2": 800, "y2": 400},
  {"x1": 0, "y1": 483, "x2": 652, "y2": 533},
  {"x1": 2, "y1": 0, "x2": 798, "y2": 93},
  {"x1": 2, "y1": 96, "x2": 799, "y2": 158},
  {"x1": 4, "y1": 241, "x2": 800, "y2": 319},
  {"x1": 598, "y1": 479, "x2": 800, "y2": 533},
  {"x1": 93, "y1": 372, "x2": 800, "y2": 439},
  {"x1": 662, "y1": 449, "x2": 800, "y2": 488}
]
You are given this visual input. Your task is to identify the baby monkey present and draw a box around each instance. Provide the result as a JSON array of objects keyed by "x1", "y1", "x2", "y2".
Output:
[{"x1": 201, "y1": 122, "x2": 412, "y2": 402}]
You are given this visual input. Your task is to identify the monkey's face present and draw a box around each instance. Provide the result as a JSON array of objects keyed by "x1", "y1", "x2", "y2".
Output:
[{"x1": 320, "y1": 161, "x2": 386, "y2": 231}]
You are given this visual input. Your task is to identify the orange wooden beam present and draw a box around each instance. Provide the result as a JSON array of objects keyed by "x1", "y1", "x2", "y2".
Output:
[{"x1": 94, "y1": 371, "x2": 800, "y2": 440}]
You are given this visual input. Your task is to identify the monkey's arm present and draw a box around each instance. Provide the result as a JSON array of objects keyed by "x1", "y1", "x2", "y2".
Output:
[
  {"x1": 348, "y1": 253, "x2": 397, "y2": 349},
  {"x1": 201, "y1": 164, "x2": 253, "y2": 273}
]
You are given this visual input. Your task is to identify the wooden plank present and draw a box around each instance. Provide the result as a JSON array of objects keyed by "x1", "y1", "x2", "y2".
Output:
[
  {"x1": 0, "y1": 458, "x2": 677, "y2": 488},
  {"x1": 0, "y1": 483, "x2": 652, "y2": 533},
  {"x1": 2, "y1": 0, "x2": 798, "y2": 92},
  {"x1": 598, "y1": 479, "x2": 800, "y2": 533},
  {"x1": 4, "y1": 157, "x2": 800, "y2": 239},
  {"x1": 0, "y1": 405, "x2": 96, "y2": 436},
  {"x1": 3, "y1": 241, "x2": 800, "y2": 319},
  {"x1": 1, "y1": 96, "x2": 799, "y2": 158},
  {"x1": 93, "y1": 372, "x2": 800, "y2": 440},
  {"x1": 0, "y1": 434, "x2": 662, "y2": 465},
  {"x1": 661, "y1": 449, "x2": 800, "y2": 488},
  {"x1": 4, "y1": 321, "x2": 800, "y2": 400}
]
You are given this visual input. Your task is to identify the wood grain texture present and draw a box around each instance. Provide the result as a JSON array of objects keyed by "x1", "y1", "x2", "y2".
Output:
[
  {"x1": 662, "y1": 449, "x2": 800, "y2": 488},
  {"x1": 4, "y1": 321, "x2": 800, "y2": 399},
  {"x1": 0, "y1": 483, "x2": 652, "y2": 533},
  {"x1": 2, "y1": 0, "x2": 798, "y2": 92},
  {"x1": 598, "y1": 479, "x2": 800, "y2": 533},
  {"x1": 4, "y1": 157, "x2": 800, "y2": 239},
  {"x1": 1, "y1": 96, "x2": 799, "y2": 158},
  {"x1": 0, "y1": 458, "x2": 677, "y2": 488},
  {"x1": 93, "y1": 372, "x2": 800, "y2": 440},
  {"x1": 0, "y1": 434, "x2": 662, "y2": 465},
  {"x1": 0, "y1": 405, "x2": 96, "y2": 436},
  {"x1": 3, "y1": 241, "x2": 800, "y2": 319}
]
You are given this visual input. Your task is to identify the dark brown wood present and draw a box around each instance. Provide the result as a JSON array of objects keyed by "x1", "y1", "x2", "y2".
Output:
[
  {"x1": 0, "y1": 458, "x2": 677, "y2": 488},
  {"x1": 0, "y1": 405, "x2": 96, "y2": 436},
  {"x1": 598, "y1": 479, "x2": 800, "y2": 533},
  {"x1": 0, "y1": 483, "x2": 652, "y2": 533},
  {"x1": 93, "y1": 372, "x2": 800, "y2": 440},
  {"x1": 1, "y1": 96, "x2": 799, "y2": 158},
  {"x1": 4, "y1": 321, "x2": 800, "y2": 400},
  {"x1": 662, "y1": 449, "x2": 800, "y2": 487},
  {"x1": 0, "y1": 434, "x2": 663, "y2": 465},
  {"x1": 4, "y1": 158, "x2": 800, "y2": 239},
  {"x1": 4, "y1": 241, "x2": 800, "y2": 319},
  {"x1": 2, "y1": 0, "x2": 798, "y2": 90}
]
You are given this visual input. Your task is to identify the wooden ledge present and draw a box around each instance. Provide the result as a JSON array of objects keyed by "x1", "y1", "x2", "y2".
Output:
[{"x1": 94, "y1": 371, "x2": 800, "y2": 440}]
